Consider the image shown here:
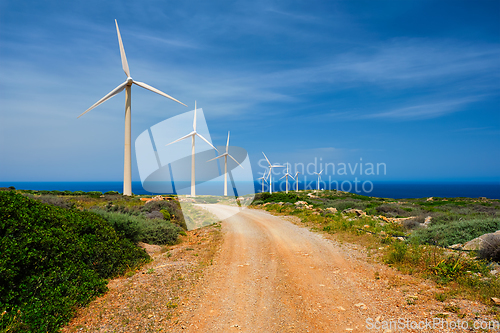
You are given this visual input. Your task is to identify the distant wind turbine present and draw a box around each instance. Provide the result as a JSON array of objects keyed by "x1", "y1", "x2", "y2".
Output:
[
  {"x1": 258, "y1": 171, "x2": 268, "y2": 193},
  {"x1": 313, "y1": 170, "x2": 323, "y2": 191},
  {"x1": 78, "y1": 20, "x2": 186, "y2": 196},
  {"x1": 262, "y1": 152, "x2": 284, "y2": 194},
  {"x1": 294, "y1": 171, "x2": 300, "y2": 192},
  {"x1": 167, "y1": 102, "x2": 218, "y2": 197},
  {"x1": 207, "y1": 131, "x2": 243, "y2": 196},
  {"x1": 280, "y1": 164, "x2": 294, "y2": 194}
]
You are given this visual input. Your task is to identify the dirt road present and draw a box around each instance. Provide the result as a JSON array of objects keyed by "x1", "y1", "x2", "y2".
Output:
[{"x1": 174, "y1": 205, "x2": 430, "y2": 332}]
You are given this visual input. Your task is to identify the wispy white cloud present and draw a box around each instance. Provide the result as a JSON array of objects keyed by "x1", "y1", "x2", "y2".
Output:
[{"x1": 364, "y1": 96, "x2": 482, "y2": 120}]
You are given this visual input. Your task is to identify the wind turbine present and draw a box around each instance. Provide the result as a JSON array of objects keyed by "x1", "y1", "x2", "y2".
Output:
[
  {"x1": 257, "y1": 171, "x2": 268, "y2": 193},
  {"x1": 166, "y1": 102, "x2": 218, "y2": 197},
  {"x1": 262, "y1": 152, "x2": 284, "y2": 194},
  {"x1": 279, "y1": 164, "x2": 294, "y2": 194},
  {"x1": 294, "y1": 171, "x2": 300, "y2": 192},
  {"x1": 207, "y1": 131, "x2": 243, "y2": 196},
  {"x1": 78, "y1": 20, "x2": 186, "y2": 196},
  {"x1": 313, "y1": 170, "x2": 323, "y2": 191}
]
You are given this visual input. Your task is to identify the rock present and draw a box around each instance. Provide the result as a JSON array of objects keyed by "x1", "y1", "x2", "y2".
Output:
[
  {"x1": 363, "y1": 225, "x2": 370, "y2": 228},
  {"x1": 354, "y1": 303, "x2": 367, "y2": 310},
  {"x1": 463, "y1": 230, "x2": 500, "y2": 251},
  {"x1": 492, "y1": 297, "x2": 500, "y2": 305},
  {"x1": 490, "y1": 270, "x2": 498, "y2": 276},
  {"x1": 325, "y1": 207, "x2": 338, "y2": 213},
  {"x1": 422, "y1": 216, "x2": 432, "y2": 228},
  {"x1": 294, "y1": 201, "x2": 308, "y2": 206},
  {"x1": 342, "y1": 208, "x2": 366, "y2": 216},
  {"x1": 449, "y1": 244, "x2": 463, "y2": 250},
  {"x1": 426, "y1": 197, "x2": 433, "y2": 201}
]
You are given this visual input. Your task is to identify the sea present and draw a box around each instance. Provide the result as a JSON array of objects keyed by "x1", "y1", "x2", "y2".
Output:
[{"x1": 1, "y1": 181, "x2": 499, "y2": 199}]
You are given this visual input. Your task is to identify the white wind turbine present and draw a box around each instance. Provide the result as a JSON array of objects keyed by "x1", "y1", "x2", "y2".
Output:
[
  {"x1": 262, "y1": 152, "x2": 284, "y2": 194},
  {"x1": 166, "y1": 102, "x2": 218, "y2": 197},
  {"x1": 294, "y1": 171, "x2": 300, "y2": 192},
  {"x1": 78, "y1": 20, "x2": 186, "y2": 196},
  {"x1": 207, "y1": 131, "x2": 244, "y2": 196},
  {"x1": 279, "y1": 164, "x2": 294, "y2": 194},
  {"x1": 313, "y1": 170, "x2": 323, "y2": 191},
  {"x1": 257, "y1": 171, "x2": 268, "y2": 193}
]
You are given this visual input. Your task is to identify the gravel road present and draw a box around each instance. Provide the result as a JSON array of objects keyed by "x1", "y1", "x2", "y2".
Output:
[{"x1": 175, "y1": 205, "x2": 406, "y2": 332}]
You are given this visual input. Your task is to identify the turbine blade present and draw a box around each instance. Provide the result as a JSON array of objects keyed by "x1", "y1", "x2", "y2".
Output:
[
  {"x1": 115, "y1": 20, "x2": 130, "y2": 77},
  {"x1": 279, "y1": 174, "x2": 286, "y2": 180},
  {"x1": 207, "y1": 154, "x2": 225, "y2": 162},
  {"x1": 228, "y1": 154, "x2": 244, "y2": 169},
  {"x1": 165, "y1": 132, "x2": 193, "y2": 146},
  {"x1": 272, "y1": 164, "x2": 285, "y2": 168},
  {"x1": 262, "y1": 152, "x2": 271, "y2": 166},
  {"x1": 78, "y1": 81, "x2": 128, "y2": 118},
  {"x1": 319, "y1": 170, "x2": 323, "y2": 175},
  {"x1": 226, "y1": 131, "x2": 230, "y2": 153},
  {"x1": 196, "y1": 133, "x2": 219, "y2": 152},
  {"x1": 193, "y1": 102, "x2": 197, "y2": 131},
  {"x1": 289, "y1": 174, "x2": 295, "y2": 180},
  {"x1": 133, "y1": 81, "x2": 187, "y2": 106}
]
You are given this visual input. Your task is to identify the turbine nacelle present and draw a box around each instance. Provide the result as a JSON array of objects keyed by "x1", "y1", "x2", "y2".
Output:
[{"x1": 126, "y1": 77, "x2": 134, "y2": 85}]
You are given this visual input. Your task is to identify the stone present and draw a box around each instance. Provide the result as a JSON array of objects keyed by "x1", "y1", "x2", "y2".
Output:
[
  {"x1": 354, "y1": 303, "x2": 367, "y2": 310},
  {"x1": 449, "y1": 244, "x2": 463, "y2": 250},
  {"x1": 492, "y1": 297, "x2": 500, "y2": 305},
  {"x1": 463, "y1": 230, "x2": 500, "y2": 251}
]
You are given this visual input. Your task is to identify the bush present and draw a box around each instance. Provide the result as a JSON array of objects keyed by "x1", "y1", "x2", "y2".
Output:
[
  {"x1": 376, "y1": 204, "x2": 411, "y2": 217},
  {"x1": 104, "y1": 191, "x2": 120, "y2": 195},
  {"x1": 0, "y1": 191, "x2": 149, "y2": 333},
  {"x1": 411, "y1": 217, "x2": 500, "y2": 247},
  {"x1": 24, "y1": 194, "x2": 75, "y2": 210},
  {"x1": 142, "y1": 200, "x2": 186, "y2": 230},
  {"x1": 253, "y1": 192, "x2": 299, "y2": 204},
  {"x1": 138, "y1": 219, "x2": 181, "y2": 245},
  {"x1": 160, "y1": 209, "x2": 171, "y2": 220},
  {"x1": 479, "y1": 233, "x2": 500, "y2": 262},
  {"x1": 326, "y1": 199, "x2": 368, "y2": 212},
  {"x1": 92, "y1": 210, "x2": 142, "y2": 244},
  {"x1": 94, "y1": 209, "x2": 181, "y2": 245},
  {"x1": 403, "y1": 218, "x2": 421, "y2": 230}
]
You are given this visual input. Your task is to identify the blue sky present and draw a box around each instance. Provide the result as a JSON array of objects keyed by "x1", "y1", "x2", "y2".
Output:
[{"x1": 0, "y1": 0, "x2": 499, "y2": 183}]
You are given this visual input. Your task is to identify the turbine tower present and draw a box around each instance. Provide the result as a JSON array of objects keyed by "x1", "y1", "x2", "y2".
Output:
[
  {"x1": 78, "y1": 20, "x2": 186, "y2": 196},
  {"x1": 279, "y1": 164, "x2": 294, "y2": 194},
  {"x1": 313, "y1": 170, "x2": 323, "y2": 191},
  {"x1": 294, "y1": 171, "x2": 300, "y2": 192},
  {"x1": 207, "y1": 131, "x2": 243, "y2": 196},
  {"x1": 262, "y1": 152, "x2": 284, "y2": 194},
  {"x1": 166, "y1": 102, "x2": 218, "y2": 197},
  {"x1": 257, "y1": 171, "x2": 268, "y2": 193}
]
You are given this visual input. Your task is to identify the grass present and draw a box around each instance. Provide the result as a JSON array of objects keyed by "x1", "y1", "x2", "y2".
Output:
[{"x1": 251, "y1": 190, "x2": 500, "y2": 305}]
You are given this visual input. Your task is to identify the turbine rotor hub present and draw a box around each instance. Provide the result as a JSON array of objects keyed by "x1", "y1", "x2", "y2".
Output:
[{"x1": 126, "y1": 77, "x2": 133, "y2": 85}]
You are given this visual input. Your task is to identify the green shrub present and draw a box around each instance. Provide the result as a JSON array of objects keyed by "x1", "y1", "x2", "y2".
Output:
[
  {"x1": 92, "y1": 210, "x2": 142, "y2": 244},
  {"x1": 411, "y1": 217, "x2": 500, "y2": 247},
  {"x1": 138, "y1": 219, "x2": 181, "y2": 245},
  {"x1": 385, "y1": 241, "x2": 408, "y2": 264},
  {"x1": 160, "y1": 209, "x2": 171, "y2": 220},
  {"x1": 104, "y1": 191, "x2": 120, "y2": 195},
  {"x1": 0, "y1": 191, "x2": 149, "y2": 332},
  {"x1": 24, "y1": 194, "x2": 75, "y2": 210},
  {"x1": 254, "y1": 192, "x2": 298, "y2": 204}
]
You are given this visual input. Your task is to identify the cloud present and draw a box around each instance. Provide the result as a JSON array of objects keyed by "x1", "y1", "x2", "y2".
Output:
[{"x1": 364, "y1": 96, "x2": 481, "y2": 120}]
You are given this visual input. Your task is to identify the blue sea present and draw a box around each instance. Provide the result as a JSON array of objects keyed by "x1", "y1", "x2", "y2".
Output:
[{"x1": 1, "y1": 181, "x2": 499, "y2": 199}]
